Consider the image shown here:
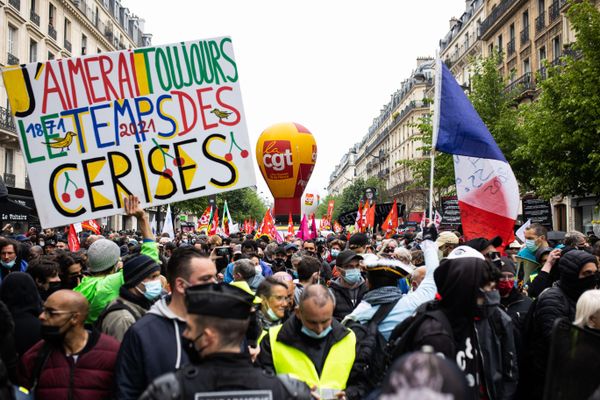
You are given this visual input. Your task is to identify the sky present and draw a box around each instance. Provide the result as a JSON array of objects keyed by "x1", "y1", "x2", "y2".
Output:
[{"x1": 125, "y1": 0, "x2": 466, "y2": 203}]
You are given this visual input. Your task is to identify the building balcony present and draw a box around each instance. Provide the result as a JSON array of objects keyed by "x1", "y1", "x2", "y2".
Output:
[
  {"x1": 0, "y1": 106, "x2": 16, "y2": 133},
  {"x1": 479, "y1": 0, "x2": 520, "y2": 38},
  {"x1": 535, "y1": 14, "x2": 546, "y2": 34},
  {"x1": 7, "y1": 53, "x2": 19, "y2": 65},
  {"x1": 520, "y1": 27, "x2": 530, "y2": 45},
  {"x1": 549, "y1": 1, "x2": 560, "y2": 23},
  {"x1": 3, "y1": 173, "x2": 16, "y2": 187},
  {"x1": 30, "y1": 9, "x2": 40, "y2": 26},
  {"x1": 507, "y1": 38, "x2": 516, "y2": 57},
  {"x1": 48, "y1": 24, "x2": 57, "y2": 40},
  {"x1": 505, "y1": 72, "x2": 534, "y2": 94},
  {"x1": 64, "y1": 39, "x2": 72, "y2": 52},
  {"x1": 8, "y1": 0, "x2": 19, "y2": 11}
]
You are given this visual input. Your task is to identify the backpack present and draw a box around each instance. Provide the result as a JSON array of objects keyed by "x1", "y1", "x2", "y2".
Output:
[
  {"x1": 344, "y1": 299, "x2": 399, "y2": 399},
  {"x1": 94, "y1": 299, "x2": 138, "y2": 332},
  {"x1": 386, "y1": 300, "x2": 453, "y2": 362}
]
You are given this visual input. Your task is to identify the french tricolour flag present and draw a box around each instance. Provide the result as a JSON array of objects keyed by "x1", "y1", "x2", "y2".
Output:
[{"x1": 432, "y1": 60, "x2": 519, "y2": 245}]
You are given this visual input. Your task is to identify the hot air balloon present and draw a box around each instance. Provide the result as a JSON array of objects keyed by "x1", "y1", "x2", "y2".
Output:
[{"x1": 256, "y1": 122, "x2": 317, "y2": 222}]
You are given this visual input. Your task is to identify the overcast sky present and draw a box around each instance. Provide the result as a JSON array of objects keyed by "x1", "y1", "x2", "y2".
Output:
[{"x1": 125, "y1": 0, "x2": 466, "y2": 203}]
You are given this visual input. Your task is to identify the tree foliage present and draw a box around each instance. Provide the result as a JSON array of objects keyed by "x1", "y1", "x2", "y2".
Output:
[
  {"x1": 515, "y1": 0, "x2": 600, "y2": 198},
  {"x1": 174, "y1": 187, "x2": 267, "y2": 222}
]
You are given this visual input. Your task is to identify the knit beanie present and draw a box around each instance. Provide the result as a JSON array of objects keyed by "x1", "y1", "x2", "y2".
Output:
[
  {"x1": 88, "y1": 239, "x2": 120, "y2": 273},
  {"x1": 122, "y1": 255, "x2": 160, "y2": 288}
]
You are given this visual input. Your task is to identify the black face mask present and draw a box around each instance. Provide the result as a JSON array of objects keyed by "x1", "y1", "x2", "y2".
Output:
[
  {"x1": 572, "y1": 273, "x2": 599, "y2": 299},
  {"x1": 182, "y1": 333, "x2": 204, "y2": 364},
  {"x1": 475, "y1": 289, "x2": 500, "y2": 319},
  {"x1": 40, "y1": 282, "x2": 62, "y2": 300},
  {"x1": 40, "y1": 317, "x2": 72, "y2": 347}
]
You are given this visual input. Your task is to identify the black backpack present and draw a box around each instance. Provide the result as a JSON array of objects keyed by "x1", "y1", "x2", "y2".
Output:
[
  {"x1": 386, "y1": 300, "x2": 453, "y2": 362},
  {"x1": 94, "y1": 299, "x2": 138, "y2": 332},
  {"x1": 344, "y1": 299, "x2": 399, "y2": 400}
]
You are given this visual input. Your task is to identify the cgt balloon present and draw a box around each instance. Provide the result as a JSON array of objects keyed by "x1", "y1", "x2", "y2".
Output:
[{"x1": 256, "y1": 122, "x2": 317, "y2": 221}]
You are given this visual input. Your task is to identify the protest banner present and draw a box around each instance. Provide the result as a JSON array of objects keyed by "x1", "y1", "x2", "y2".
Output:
[{"x1": 2, "y1": 36, "x2": 256, "y2": 228}]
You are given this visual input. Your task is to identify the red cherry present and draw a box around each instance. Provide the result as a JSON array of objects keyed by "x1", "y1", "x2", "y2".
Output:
[
  {"x1": 240, "y1": 149, "x2": 249, "y2": 158},
  {"x1": 62, "y1": 193, "x2": 71, "y2": 203},
  {"x1": 75, "y1": 188, "x2": 85, "y2": 198},
  {"x1": 225, "y1": 153, "x2": 233, "y2": 161},
  {"x1": 164, "y1": 168, "x2": 173, "y2": 177},
  {"x1": 173, "y1": 157, "x2": 185, "y2": 167}
]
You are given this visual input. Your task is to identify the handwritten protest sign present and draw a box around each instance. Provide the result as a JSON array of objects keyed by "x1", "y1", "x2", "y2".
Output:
[{"x1": 2, "y1": 37, "x2": 256, "y2": 228}]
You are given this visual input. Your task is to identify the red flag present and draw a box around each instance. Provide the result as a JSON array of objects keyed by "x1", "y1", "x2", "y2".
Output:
[
  {"x1": 382, "y1": 199, "x2": 399, "y2": 238},
  {"x1": 197, "y1": 206, "x2": 212, "y2": 233},
  {"x1": 287, "y1": 212, "x2": 295, "y2": 237},
  {"x1": 81, "y1": 219, "x2": 101, "y2": 234},
  {"x1": 355, "y1": 201, "x2": 363, "y2": 232},
  {"x1": 333, "y1": 220, "x2": 343, "y2": 233},
  {"x1": 367, "y1": 204, "x2": 376, "y2": 230},
  {"x1": 68, "y1": 225, "x2": 80, "y2": 252},
  {"x1": 209, "y1": 207, "x2": 219, "y2": 235},
  {"x1": 361, "y1": 201, "x2": 370, "y2": 233},
  {"x1": 256, "y1": 208, "x2": 275, "y2": 240}
]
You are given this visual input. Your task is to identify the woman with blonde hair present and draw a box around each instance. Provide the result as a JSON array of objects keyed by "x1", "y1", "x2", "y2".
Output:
[{"x1": 574, "y1": 289, "x2": 600, "y2": 331}]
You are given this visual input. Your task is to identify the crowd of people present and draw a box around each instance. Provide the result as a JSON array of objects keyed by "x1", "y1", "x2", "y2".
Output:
[{"x1": 1, "y1": 195, "x2": 600, "y2": 399}]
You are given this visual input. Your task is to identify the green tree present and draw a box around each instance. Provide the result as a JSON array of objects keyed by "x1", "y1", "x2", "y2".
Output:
[
  {"x1": 174, "y1": 187, "x2": 267, "y2": 222},
  {"x1": 516, "y1": 0, "x2": 600, "y2": 197},
  {"x1": 395, "y1": 113, "x2": 455, "y2": 208}
]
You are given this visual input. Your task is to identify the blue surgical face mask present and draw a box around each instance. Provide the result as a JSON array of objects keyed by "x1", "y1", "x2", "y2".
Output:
[
  {"x1": 1, "y1": 260, "x2": 15, "y2": 269},
  {"x1": 330, "y1": 249, "x2": 340, "y2": 258},
  {"x1": 301, "y1": 325, "x2": 332, "y2": 339},
  {"x1": 142, "y1": 279, "x2": 162, "y2": 300},
  {"x1": 266, "y1": 306, "x2": 280, "y2": 322},
  {"x1": 342, "y1": 269, "x2": 362, "y2": 285},
  {"x1": 525, "y1": 239, "x2": 538, "y2": 252}
]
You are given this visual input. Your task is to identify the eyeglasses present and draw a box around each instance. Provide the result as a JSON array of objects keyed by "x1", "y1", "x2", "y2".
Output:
[{"x1": 41, "y1": 307, "x2": 74, "y2": 318}]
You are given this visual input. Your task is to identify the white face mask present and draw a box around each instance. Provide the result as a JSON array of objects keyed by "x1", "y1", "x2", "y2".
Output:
[{"x1": 255, "y1": 265, "x2": 262, "y2": 275}]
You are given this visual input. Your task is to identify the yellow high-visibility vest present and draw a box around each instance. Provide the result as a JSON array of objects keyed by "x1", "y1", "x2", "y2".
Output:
[{"x1": 268, "y1": 324, "x2": 356, "y2": 390}]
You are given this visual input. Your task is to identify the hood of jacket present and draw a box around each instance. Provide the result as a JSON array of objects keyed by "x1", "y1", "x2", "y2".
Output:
[
  {"x1": 0, "y1": 272, "x2": 42, "y2": 316},
  {"x1": 147, "y1": 296, "x2": 186, "y2": 322},
  {"x1": 434, "y1": 257, "x2": 492, "y2": 319}
]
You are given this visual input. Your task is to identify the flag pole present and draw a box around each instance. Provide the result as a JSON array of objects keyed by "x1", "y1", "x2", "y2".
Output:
[{"x1": 430, "y1": 56, "x2": 443, "y2": 222}]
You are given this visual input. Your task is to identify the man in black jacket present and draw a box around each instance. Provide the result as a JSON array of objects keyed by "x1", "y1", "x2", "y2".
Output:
[
  {"x1": 498, "y1": 258, "x2": 532, "y2": 329},
  {"x1": 140, "y1": 283, "x2": 310, "y2": 399},
  {"x1": 329, "y1": 250, "x2": 368, "y2": 321},
  {"x1": 404, "y1": 246, "x2": 518, "y2": 400},
  {"x1": 526, "y1": 250, "x2": 599, "y2": 400}
]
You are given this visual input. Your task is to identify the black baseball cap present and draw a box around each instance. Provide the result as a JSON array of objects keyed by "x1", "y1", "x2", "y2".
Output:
[{"x1": 336, "y1": 250, "x2": 363, "y2": 267}]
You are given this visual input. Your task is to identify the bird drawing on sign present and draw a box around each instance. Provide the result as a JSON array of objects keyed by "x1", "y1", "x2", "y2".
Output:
[
  {"x1": 210, "y1": 108, "x2": 232, "y2": 121},
  {"x1": 42, "y1": 131, "x2": 78, "y2": 151}
]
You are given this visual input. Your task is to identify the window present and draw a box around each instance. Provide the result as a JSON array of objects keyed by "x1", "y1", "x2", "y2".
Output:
[
  {"x1": 523, "y1": 10, "x2": 529, "y2": 28},
  {"x1": 8, "y1": 25, "x2": 18, "y2": 55},
  {"x1": 64, "y1": 18, "x2": 71, "y2": 43},
  {"x1": 48, "y1": 51, "x2": 54, "y2": 60},
  {"x1": 539, "y1": 46, "x2": 547, "y2": 68},
  {"x1": 488, "y1": 43, "x2": 494, "y2": 55},
  {"x1": 82, "y1": 34, "x2": 87, "y2": 55},
  {"x1": 538, "y1": 0, "x2": 545, "y2": 14},
  {"x1": 523, "y1": 58, "x2": 531, "y2": 74},
  {"x1": 510, "y1": 24, "x2": 515, "y2": 40},
  {"x1": 553, "y1": 36, "x2": 561, "y2": 59},
  {"x1": 4, "y1": 149, "x2": 14, "y2": 175},
  {"x1": 49, "y1": 3, "x2": 56, "y2": 26},
  {"x1": 498, "y1": 34, "x2": 503, "y2": 51},
  {"x1": 30, "y1": 0, "x2": 37, "y2": 13},
  {"x1": 29, "y1": 40, "x2": 37, "y2": 62}
]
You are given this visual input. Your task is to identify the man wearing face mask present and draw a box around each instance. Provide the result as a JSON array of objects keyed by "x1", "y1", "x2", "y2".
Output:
[
  {"x1": 115, "y1": 248, "x2": 217, "y2": 400},
  {"x1": 258, "y1": 284, "x2": 356, "y2": 398},
  {"x1": 498, "y1": 257, "x2": 532, "y2": 328},
  {"x1": 18, "y1": 290, "x2": 120, "y2": 399},
  {"x1": 0, "y1": 239, "x2": 28, "y2": 284},
  {"x1": 26, "y1": 257, "x2": 62, "y2": 300},
  {"x1": 525, "y1": 249, "x2": 599, "y2": 400},
  {"x1": 223, "y1": 240, "x2": 273, "y2": 283},
  {"x1": 75, "y1": 195, "x2": 159, "y2": 323},
  {"x1": 330, "y1": 250, "x2": 368, "y2": 321},
  {"x1": 140, "y1": 283, "x2": 311, "y2": 399},
  {"x1": 392, "y1": 246, "x2": 518, "y2": 400},
  {"x1": 98, "y1": 254, "x2": 163, "y2": 341}
]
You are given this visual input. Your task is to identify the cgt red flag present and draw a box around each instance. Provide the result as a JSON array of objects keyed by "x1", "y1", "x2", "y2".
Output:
[
  {"x1": 287, "y1": 212, "x2": 295, "y2": 237},
  {"x1": 68, "y1": 225, "x2": 80, "y2": 251},
  {"x1": 209, "y1": 207, "x2": 219, "y2": 235},
  {"x1": 382, "y1": 199, "x2": 399, "y2": 238},
  {"x1": 366, "y1": 203, "x2": 376, "y2": 230},
  {"x1": 81, "y1": 219, "x2": 101, "y2": 234}
]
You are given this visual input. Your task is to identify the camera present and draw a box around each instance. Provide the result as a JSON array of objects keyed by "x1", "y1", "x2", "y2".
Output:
[{"x1": 215, "y1": 246, "x2": 231, "y2": 257}]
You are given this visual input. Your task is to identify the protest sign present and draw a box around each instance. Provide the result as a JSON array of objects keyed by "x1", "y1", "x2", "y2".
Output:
[{"x1": 2, "y1": 37, "x2": 255, "y2": 228}]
